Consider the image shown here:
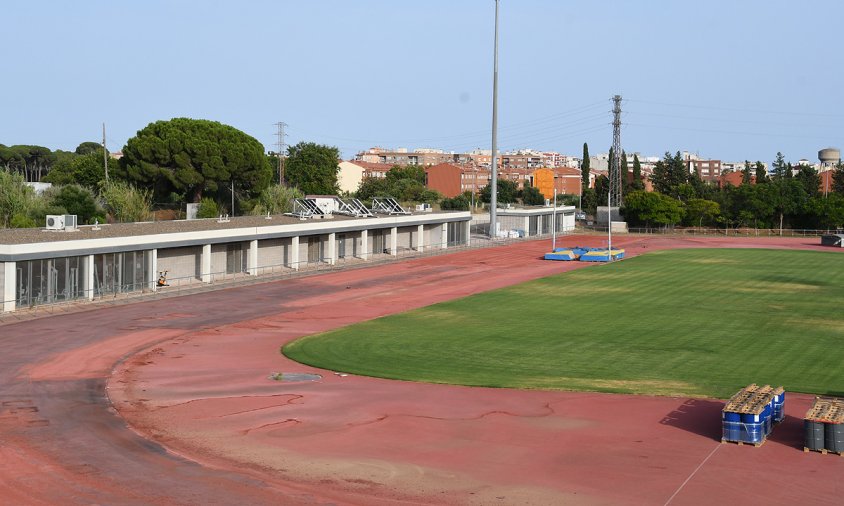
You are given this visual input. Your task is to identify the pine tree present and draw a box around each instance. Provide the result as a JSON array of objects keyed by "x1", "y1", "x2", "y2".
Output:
[
  {"x1": 755, "y1": 161, "x2": 768, "y2": 184},
  {"x1": 632, "y1": 154, "x2": 644, "y2": 190},
  {"x1": 742, "y1": 160, "x2": 752, "y2": 185},
  {"x1": 581, "y1": 142, "x2": 590, "y2": 190},
  {"x1": 772, "y1": 152, "x2": 787, "y2": 179},
  {"x1": 620, "y1": 150, "x2": 630, "y2": 193}
]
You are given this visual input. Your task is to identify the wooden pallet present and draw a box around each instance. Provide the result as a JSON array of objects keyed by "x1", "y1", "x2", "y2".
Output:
[
  {"x1": 803, "y1": 447, "x2": 844, "y2": 456},
  {"x1": 805, "y1": 397, "x2": 844, "y2": 424},
  {"x1": 722, "y1": 438, "x2": 765, "y2": 448}
]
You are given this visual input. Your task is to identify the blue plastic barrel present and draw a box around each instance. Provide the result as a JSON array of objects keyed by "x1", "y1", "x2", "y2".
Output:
[
  {"x1": 773, "y1": 392, "x2": 785, "y2": 423},
  {"x1": 762, "y1": 403, "x2": 773, "y2": 435},
  {"x1": 722, "y1": 411, "x2": 741, "y2": 441},
  {"x1": 742, "y1": 421, "x2": 765, "y2": 444}
]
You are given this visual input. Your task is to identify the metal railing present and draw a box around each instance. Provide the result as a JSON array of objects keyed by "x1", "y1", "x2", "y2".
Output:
[{"x1": 580, "y1": 225, "x2": 837, "y2": 238}]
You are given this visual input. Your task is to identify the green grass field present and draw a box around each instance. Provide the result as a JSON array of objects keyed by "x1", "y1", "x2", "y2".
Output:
[{"x1": 283, "y1": 248, "x2": 844, "y2": 398}]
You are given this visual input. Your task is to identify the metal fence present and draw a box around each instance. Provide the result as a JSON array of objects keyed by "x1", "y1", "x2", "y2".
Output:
[{"x1": 580, "y1": 225, "x2": 837, "y2": 238}]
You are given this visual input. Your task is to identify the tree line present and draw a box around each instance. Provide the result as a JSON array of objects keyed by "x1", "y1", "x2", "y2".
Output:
[{"x1": 614, "y1": 151, "x2": 844, "y2": 231}]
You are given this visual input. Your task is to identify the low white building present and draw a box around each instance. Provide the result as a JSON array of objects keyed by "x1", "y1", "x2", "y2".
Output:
[{"x1": 1, "y1": 209, "x2": 471, "y2": 313}]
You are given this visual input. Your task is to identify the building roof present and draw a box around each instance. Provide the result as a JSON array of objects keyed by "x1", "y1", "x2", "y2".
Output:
[
  {"x1": 0, "y1": 210, "x2": 465, "y2": 247},
  {"x1": 719, "y1": 171, "x2": 754, "y2": 187},
  {"x1": 346, "y1": 160, "x2": 395, "y2": 172}
]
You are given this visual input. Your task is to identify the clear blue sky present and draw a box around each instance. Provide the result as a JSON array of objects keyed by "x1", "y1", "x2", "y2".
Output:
[{"x1": 2, "y1": 0, "x2": 842, "y2": 165}]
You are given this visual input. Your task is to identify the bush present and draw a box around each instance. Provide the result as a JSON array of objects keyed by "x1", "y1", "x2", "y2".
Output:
[
  {"x1": 522, "y1": 186, "x2": 545, "y2": 206},
  {"x1": 0, "y1": 170, "x2": 37, "y2": 228},
  {"x1": 441, "y1": 195, "x2": 470, "y2": 210},
  {"x1": 10, "y1": 214, "x2": 37, "y2": 228},
  {"x1": 100, "y1": 181, "x2": 152, "y2": 223},
  {"x1": 45, "y1": 185, "x2": 103, "y2": 224},
  {"x1": 250, "y1": 184, "x2": 303, "y2": 215},
  {"x1": 196, "y1": 197, "x2": 220, "y2": 218}
]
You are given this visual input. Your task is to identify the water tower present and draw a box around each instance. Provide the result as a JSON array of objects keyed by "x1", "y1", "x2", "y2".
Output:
[{"x1": 819, "y1": 147, "x2": 841, "y2": 169}]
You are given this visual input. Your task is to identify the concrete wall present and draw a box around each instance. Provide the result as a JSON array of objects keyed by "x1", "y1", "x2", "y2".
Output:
[
  {"x1": 258, "y1": 238, "x2": 291, "y2": 270},
  {"x1": 300, "y1": 235, "x2": 327, "y2": 265},
  {"x1": 423, "y1": 224, "x2": 442, "y2": 249},
  {"x1": 210, "y1": 244, "x2": 227, "y2": 274},
  {"x1": 335, "y1": 233, "x2": 358, "y2": 259},
  {"x1": 157, "y1": 246, "x2": 201, "y2": 281},
  {"x1": 396, "y1": 226, "x2": 415, "y2": 251},
  {"x1": 366, "y1": 229, "x2": 389, "y2": 257}
]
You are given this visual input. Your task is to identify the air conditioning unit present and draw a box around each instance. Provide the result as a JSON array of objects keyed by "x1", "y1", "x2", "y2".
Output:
[
  {"x1": 63, "y1": 214, "x2": 77, "y2": 229},
  {"x1": 46, "y1": 215, "x2": 65, "y2": 230},
  {"x1": 415, "y1": 203, "x2": 432, "y2": 212},
  {"x1": 45, "y1": 214, "x2": 77, "y2": 231}
]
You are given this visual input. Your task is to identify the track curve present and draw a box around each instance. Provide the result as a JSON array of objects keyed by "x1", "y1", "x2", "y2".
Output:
[{"x1": 2, "y1": 236, "x2": 842, "y2": 505}]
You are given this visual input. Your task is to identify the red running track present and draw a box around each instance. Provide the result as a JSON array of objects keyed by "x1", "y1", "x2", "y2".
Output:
[{"x1": 3, "y1": 235, "x2": 842, "y2": 505}]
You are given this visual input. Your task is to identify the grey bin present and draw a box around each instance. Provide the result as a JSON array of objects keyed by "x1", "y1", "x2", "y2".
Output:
[
  {"x1": 824, "y1": 422, "x2": 844, "y2": 453},
  {"x1": 805, "y1": 420, "x2": 825, "y2": 451}
]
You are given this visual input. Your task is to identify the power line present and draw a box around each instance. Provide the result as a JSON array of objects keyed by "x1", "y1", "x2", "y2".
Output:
[
  {"x1": 625, "y1": 110, "x2": 842, "y2": 130},
  {"x1": 626, "y1": 98, "x2": 844, "y2": 119},
  {"x1": 294, "y1": 101, "x2": 608, "y2": 147},
  {"x1": 625, "y1": 122, "x2": 842, "y2": 141}
]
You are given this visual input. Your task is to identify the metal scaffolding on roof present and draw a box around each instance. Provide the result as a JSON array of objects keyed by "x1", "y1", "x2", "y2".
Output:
[{"x1": 371, "y1": 197, "x2": 410, "y2": 215}]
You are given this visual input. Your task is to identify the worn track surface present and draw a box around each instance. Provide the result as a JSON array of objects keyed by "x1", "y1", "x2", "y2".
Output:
[{"x1": 2, "y1": 236, "x2": 842, "y2": 505}]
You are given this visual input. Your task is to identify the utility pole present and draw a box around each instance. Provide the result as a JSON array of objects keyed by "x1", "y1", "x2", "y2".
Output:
[
  {"x1": 274, "y1": 122, "x2": 288, "y2": 185},
  {"x1": 607, "y1": 94, "x2": 623, "y2": 261},
  {"x1": 102, "y1": 122, "x2": 109, "y2": 183},
  {"x1": 610, "y1": 95, "x2": 622, "y2": 207},
  {"x1": 489, "y1": 0, "x2": 500, "y2": 239}
]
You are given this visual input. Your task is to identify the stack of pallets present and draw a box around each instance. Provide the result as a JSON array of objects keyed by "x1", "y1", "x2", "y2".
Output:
[
  {"x1": 722, "y1": 384, "x2": 784, "y2": 447},
  {"x1": 804, "y1": 397, "x2": 844, "y2": 455}
]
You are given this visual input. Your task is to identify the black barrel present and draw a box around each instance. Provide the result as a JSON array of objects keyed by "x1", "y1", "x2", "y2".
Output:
[
  {"x1": 805, "y1": 420, "x2": 825, "y2": 451},
  {"x1": 824, "y1": 422, "x2": 844, "y2": 453}
]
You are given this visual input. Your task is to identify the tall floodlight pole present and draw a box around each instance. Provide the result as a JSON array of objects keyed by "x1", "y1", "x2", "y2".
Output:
[
  {"x1": 488, "y1": 0, "x2": 500, "y2": 239},
  {"x1": 552, "y1": 181, "x2": 557, "y2": 250},
  {"x1": 607, "y1": 175, "x2": 612, "y2": 257}
]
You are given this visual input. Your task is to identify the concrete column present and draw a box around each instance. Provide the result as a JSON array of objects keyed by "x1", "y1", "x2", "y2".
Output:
[
  {"x1": 201, "y1": 244, "x2": 211, "y2": 283},
  {"x1": 327, "y1": 233, "x2": 336, "y2": 265},
  {"x1": 390, "y1": 227, "x2": 398, "y2": 256},
  {"x1": 465, "y1": 220, "x2": 471, "y2": 246},
  {"x1": 441, "y1": 222, "x2": 448, "y2": 250},
  {"x1": 417, "y1": 224, "x2": 424, "y2": 251},
  {"x1": 524, "y1": 216, "x2": 530, "y2": 235},
  {"x1": 291, "y1": 236, "x2": 300, "y2": 270},
  {"x1": 85, "y1": 255, "x2": 95, "y2": 300},
  {"x1": 148, "y1": 249, "x2": 157, "y2": 292},
  {"x1": 3, "y1": 261, "x2": 16, "y2": 313},
  {"x1": 360, "y1": 229, "x2": 369, "y2": 260},
  {"x1": 248, "y1": 240, "x2": 258, "y2": 275}
]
